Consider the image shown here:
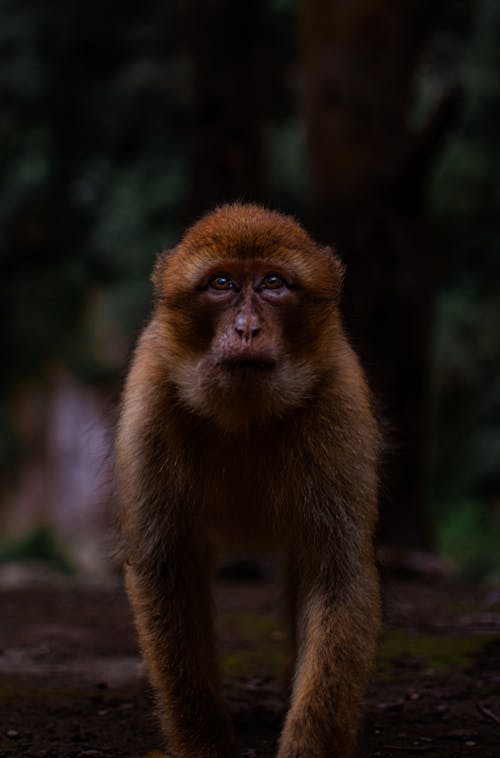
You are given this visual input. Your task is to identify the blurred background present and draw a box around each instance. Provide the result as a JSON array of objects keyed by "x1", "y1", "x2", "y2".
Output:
[{"x1": 0, "y1": 0, "x2": 499, "y2": 580}]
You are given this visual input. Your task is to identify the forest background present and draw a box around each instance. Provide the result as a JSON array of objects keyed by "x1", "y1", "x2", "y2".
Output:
[{"x1": 0, "y1": 0, "x2": 499, "y2": 581}]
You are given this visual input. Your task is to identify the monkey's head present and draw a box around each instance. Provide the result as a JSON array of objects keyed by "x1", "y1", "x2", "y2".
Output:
[{"x1": 152, "y1": 204, "x2": 344, "y2": 431}]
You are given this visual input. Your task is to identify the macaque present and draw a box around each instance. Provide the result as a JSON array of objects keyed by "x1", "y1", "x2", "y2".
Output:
[{"x1": 116, "y1": 204, "x2": 380, "y2": 757}]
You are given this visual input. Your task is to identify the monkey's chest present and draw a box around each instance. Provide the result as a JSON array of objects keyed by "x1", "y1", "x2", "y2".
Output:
[{"x1": 198, "y1": 464, "x2": 281, "y2": 549}]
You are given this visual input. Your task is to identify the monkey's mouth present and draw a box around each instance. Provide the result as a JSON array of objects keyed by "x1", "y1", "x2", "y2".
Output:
[{"x1": 220, "y1": 358, "x2": 276, "y2": 382}]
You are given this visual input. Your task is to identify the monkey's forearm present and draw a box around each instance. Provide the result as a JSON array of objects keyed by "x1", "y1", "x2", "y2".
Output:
[
  {"x1": 125, "y1": 563, "x2": 237, "y2": 758},
  {"x1": 278, "y1": 564, "x2": 380, "y2": 758}
]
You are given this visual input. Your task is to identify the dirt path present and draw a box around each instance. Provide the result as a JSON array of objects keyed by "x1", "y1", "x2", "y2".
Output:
[{"x1": 0, "y1": 567, "x2": 499, "y2": 757}]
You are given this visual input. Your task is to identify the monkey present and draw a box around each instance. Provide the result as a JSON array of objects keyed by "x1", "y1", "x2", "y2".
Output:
[{"x1": 116, "y1": 203, "x2": 381, "y2": 758}]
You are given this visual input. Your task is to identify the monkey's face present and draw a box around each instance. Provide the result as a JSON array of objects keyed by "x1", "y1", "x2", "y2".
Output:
[{"x1": 153, "y1": 205, "x2": 343, "y2": 431}]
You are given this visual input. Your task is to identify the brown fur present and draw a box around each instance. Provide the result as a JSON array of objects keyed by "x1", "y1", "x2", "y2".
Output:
[{"x1": 116, "y1": 204, "x2": 380, "y2": 757}]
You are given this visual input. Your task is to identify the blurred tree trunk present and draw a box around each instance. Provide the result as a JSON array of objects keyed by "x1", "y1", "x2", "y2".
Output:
[
  {"x1": 186, "y1": 0, "x2": 264, "y2": 217},
  {"x1": 300, "y1": 1, "x2": 459, "y2": 547}
]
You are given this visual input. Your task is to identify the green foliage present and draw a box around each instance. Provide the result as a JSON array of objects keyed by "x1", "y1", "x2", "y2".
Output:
[
  {"x1": 436, "y1": 501, "x2": 500, "y2": 580},
  {"x1": 264, "y1": 118, "x2": 307, "y2": 211},
  {"x1": 0, "y1": 524, "x2": 75, "y2": 574},
  {"x1": 0, "y1": 0, "x2": 187, "y2": 470},
  {"x1": 423, "y1": 0, "x2": 500, "y2": 575},
  {"x1": 0, "y1": 0, "x2": 187, "y2": 372},
  {"x1": 429, "y1": 290, "x2": 500, "y2": 501}
]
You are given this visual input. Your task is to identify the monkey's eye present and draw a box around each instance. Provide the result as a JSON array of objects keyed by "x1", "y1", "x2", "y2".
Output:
[
  {"x1": 261, "y1": 273, "x2": 286, "y2": 290},
  {"x1": 209, "y1": 274, "x2": 234, "y2": 291}
]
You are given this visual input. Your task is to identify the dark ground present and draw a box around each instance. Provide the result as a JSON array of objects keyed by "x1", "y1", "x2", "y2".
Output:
[{"x1": 0, "y1": 565, "x2": 499, "y2": 758}]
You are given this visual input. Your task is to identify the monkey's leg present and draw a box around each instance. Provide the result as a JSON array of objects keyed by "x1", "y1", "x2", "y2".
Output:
[
  {"x1": 278, "y1": 560, "x2": 380, "y2": 758},
  {"x1": 125, "y1": 549, "x2": 236, "y2": 758}
]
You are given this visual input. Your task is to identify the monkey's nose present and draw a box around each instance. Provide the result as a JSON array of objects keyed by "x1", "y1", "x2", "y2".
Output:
[{"x1": 235, "y1": 313, "x2": 261, "y2": 342}]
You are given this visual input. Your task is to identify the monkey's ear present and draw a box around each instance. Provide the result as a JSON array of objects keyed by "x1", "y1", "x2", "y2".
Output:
[
  {"x1": 151, "y1": 249, "x2": 172, "y2": 298},
  {"x1": 324, "y1": 246, "x2": 345, "y2": 300}
]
